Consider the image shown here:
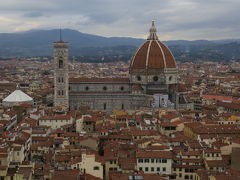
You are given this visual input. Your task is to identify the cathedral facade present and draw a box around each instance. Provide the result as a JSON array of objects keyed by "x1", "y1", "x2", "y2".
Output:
[{"x1": 54, "y1": 21, "x2": 193, "y2": 112}]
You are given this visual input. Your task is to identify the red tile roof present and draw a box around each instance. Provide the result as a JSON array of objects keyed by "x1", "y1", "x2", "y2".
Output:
[
  {"x1": 130, "y1": 40, "x2": 177, "y2": 69},
  {"x1": 136, "y1": 150, "x2": 172, "y2": 159}
]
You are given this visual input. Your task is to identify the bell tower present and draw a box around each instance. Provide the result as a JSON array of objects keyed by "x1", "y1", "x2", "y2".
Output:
[{"x1": 53, "y1": 30, "x2": 69, "y2": 108}]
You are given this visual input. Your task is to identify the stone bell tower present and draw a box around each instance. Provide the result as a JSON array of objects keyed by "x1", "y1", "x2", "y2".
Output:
[{"x1": 53, "y1": 30, "x2": 69, "y2": 108}]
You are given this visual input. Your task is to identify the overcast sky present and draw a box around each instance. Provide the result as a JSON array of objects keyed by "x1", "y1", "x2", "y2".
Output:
[{"x1": 0, "y1": 0, "x2": 239, "y2": 40}]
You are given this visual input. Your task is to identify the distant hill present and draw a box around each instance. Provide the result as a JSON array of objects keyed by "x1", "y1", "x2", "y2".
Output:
[
  {"x1": 0, "y1": 29, "x2": 240, "y2": 62},
  {"x1": 0, "y1": 29, "x2": 144, "y2": 57}
]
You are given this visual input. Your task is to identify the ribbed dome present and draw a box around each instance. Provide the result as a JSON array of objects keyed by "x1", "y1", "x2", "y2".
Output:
[{"x1": 130, "y1": 21, "x2": 177, "y2": 70}]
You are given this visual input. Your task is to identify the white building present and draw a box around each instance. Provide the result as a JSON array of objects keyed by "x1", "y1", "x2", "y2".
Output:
[
  {"x1": 136, "y1": 150, "x2": 172, "y2": 176},
  {"x1": 70, "y1": 152, "x2": 103, "y2": 179},
  {"x1": 38, "y1": 115, "x2": 73, "y2": 130},
  {"x1": 2, "y1": 90, "x2": 33, "y2": 107}
]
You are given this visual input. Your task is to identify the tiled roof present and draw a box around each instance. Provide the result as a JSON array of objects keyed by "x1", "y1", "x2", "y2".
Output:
[
  {"x1": 136, "y1": 150, "x2": 172, "y2": 159},
  {"x1": 130, "y1": 40, "x2": 177, "y2": 69}
]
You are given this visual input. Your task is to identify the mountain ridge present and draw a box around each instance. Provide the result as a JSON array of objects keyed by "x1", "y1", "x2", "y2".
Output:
[{"x1": 0, "y1": 29, "x2": 239, "y2": 62}]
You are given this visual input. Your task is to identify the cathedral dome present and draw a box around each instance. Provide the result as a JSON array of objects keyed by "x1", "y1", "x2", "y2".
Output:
[{"x1": 130, "y1": 21, "x2": 177, "y2": 70}]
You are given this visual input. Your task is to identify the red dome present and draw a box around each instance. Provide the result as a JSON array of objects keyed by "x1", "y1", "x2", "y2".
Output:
[{"x1": 130, "y1": 21, "x2": 177, "y2": 70}]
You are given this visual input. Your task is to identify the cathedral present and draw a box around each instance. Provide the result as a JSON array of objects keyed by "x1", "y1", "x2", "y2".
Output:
[{"x1": 53, "y1": 21, "x2": 193, "y2": 112}]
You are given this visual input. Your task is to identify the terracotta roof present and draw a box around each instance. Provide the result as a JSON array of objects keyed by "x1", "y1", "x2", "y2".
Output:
[
  {"x1": 136, "y1": 150, "x2": 172, "y2": 159},
  {"x1": 130, "y1": 40, "x2": 177, "y2": 69},
  {"x1": 132, "y1": 84, "x2": 143, "y2": 90},
  {"x1": 216, "y1": 102, "x2": 240, "y2": 111},
  {"x1": 206, "y1": 160, "x2": 226, "y2": 167},
  {"x1": 118, "y1": 157, "x2": 136, "y2": 170},
  {"x1": 40, "y1": 115, "x2": 71, "y2": 121},
  {"x1": 51, "y1": 170, "x2": 81, "y2": 180}
]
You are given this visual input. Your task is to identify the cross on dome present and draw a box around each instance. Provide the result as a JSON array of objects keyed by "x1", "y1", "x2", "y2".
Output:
[{"x1": 147, "y1": 20, "x2": 158, "y2": 40}]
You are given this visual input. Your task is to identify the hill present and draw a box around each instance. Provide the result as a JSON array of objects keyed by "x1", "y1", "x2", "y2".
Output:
[{"x1": 0, "y1": 29, "x2": 239, "y2": 62}]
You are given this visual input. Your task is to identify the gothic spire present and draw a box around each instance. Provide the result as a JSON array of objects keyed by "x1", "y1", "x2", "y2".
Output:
[{"x1": 147, "y1": 20, "x2": 158, "y2": 40}]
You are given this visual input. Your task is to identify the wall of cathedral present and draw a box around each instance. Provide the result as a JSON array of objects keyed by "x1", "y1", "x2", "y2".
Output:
[
  {"x1": 69, "y1": 95, "x2": 152, "y2": 112},
  {"x1": 69, "y1": 82, "x2": 130, "y2": 93},
  {"x1": 69, "y1": 81, "x2": 153, "y2": 112}
]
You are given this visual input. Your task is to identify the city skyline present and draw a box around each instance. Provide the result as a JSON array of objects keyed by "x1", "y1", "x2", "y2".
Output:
[{"x1": 0, "y1": 0, "x2": 239, "y2": 40}]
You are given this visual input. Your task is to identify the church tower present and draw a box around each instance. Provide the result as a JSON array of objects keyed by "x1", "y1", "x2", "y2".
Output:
[{"x1": 53, "y1": 31, "x2": 69, "y2": 108}]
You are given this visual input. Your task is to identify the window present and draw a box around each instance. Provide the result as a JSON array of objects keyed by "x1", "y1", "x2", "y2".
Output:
[
  {"x1": 145, "y1": 167, "x2": 148, "y2": 172},
  {"x1": 151, "y1": 167, "x2": 154, "y2": 172},
  {"x1": 120, "y1": 86, "x2": 124, "y2": 91},
  {"x1": 162, "y1": 159, "x2": 167, "y2": 163},
  {"x1": 185, "y1": 175, "x2": 189, "y2": 180},
  {"x1": 93, "y1": 166, "x2": 99, "y2": 170},
  {"x1": 58, "y1": 90, "x2": 61, "y2": 96},
  {"x1": 151, "y1": 159, "x2": 154, "y2": 163},
  {"x1": 169, "y1": 76, "x2": 172, "y2": 81},
  {"x1": 104, "y1": 103, "x2": 106, "y2": 110},
  {"x1": 59, "y1": 59, "x2": 63, "y2": 68},
  {"x1": 157, "y1": 167, "x2": 160, "y2": 171},
  {"x1": 85, "y1": 86, "x2": 89, "y2": 91},
  {"x1": 144, "y1": 159, "x2": 149, "y2": 163},
  {"x1": 121, "y1": 104, "x2": 124, "y2": 110},
  {"x1": 139, "y1": 167, "x2": 142, "y2": 171},
  {"x1": 103, "y1": 86, "x2": 107, "y2": 91},
  {"x1": 138, "y1": 159, "x2": 143, "y2": 163},
  {"x1": 137, "y1": 76, "x2": 141, "y2": 81},
  {"x1": 163, "y1": 167, "x2": 166, "y2": 172},
  {"x1": 153, "y1": 76, "x2": 158, "y2": 82}
]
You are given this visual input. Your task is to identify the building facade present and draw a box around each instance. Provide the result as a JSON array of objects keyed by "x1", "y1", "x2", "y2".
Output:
[
  {"x1": 53, "y1": 21, "x2": 193, "y2": 112},
  {"x1": 53, "y1": 38, "x2": 69, "y2": 107}
]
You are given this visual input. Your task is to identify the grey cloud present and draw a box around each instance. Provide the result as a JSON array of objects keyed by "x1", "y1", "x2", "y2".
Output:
[
  {"x1": 0, "y1": 0, "x2": 239, "y2": 40},
  {"x1": 22, "y1": 12, "x2": 44, "y2": 18}
]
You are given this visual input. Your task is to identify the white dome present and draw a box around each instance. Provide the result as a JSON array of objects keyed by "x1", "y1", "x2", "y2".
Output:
[{"x1": 3, "y1": 90, "x2": 33, "y2": 103}]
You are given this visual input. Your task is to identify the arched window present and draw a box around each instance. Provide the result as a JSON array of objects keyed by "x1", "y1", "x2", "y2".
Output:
[{"x1": 59, "y1": 59, "x2": 63, "y2": 68}]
